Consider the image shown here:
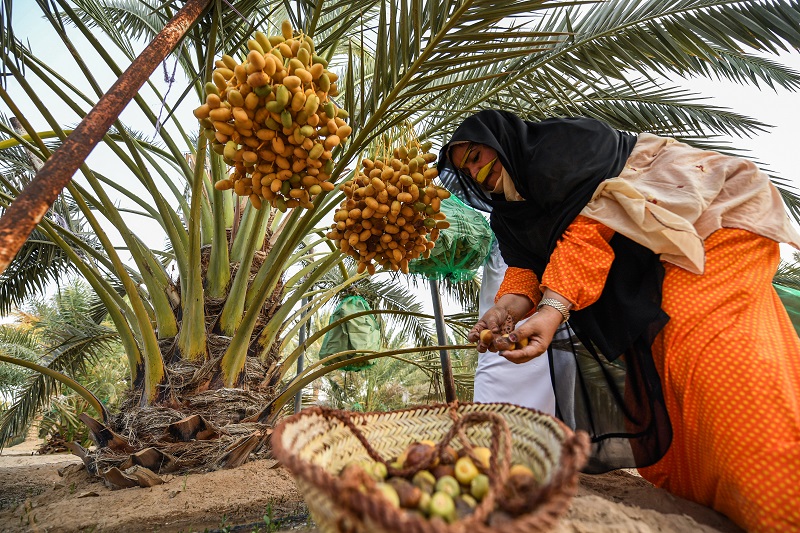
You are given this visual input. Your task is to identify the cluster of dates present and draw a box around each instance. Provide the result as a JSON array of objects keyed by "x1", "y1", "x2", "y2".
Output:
[
  {"x1": 194, "y1": 20, "x2": 347, "y2": 211},
  {"x1": 326, "y1": 142, "x2": 450, "y2": 275}
]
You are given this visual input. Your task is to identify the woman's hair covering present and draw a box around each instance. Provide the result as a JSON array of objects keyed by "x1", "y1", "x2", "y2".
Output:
[
  {"x1": 438, "y1": 111, "x2": 637, "y2": 270},
  {"x1": 439, "y1": 111, "x2": 673, "y2": 472}
]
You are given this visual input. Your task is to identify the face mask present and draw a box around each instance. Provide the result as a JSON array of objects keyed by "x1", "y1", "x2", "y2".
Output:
[
  {"x1": 490, "y1": 172, "x2": 505, "y2": 194},
  {"x1": 476, "y1": 158, "x2": 497, "y2": 185}
]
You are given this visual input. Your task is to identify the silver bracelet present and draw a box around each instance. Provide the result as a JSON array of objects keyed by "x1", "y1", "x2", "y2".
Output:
[{"x1": 537, "y1": 298, "x2": 570, "y2": 324}]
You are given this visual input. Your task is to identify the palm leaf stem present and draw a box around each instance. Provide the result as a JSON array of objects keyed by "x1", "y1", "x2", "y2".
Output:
[
  {"x1": 409, "y1": 71, "x2": 512, "y2": 96},
  {"x1": 243, "y1": 206, "x2": 304, "y2": 309},
  {"x1": 282, "y1": 181, "x2": 348, "y2": 258},
  {"x1": 177, "y1": 133, "x2": 208, "y2": 362},
  {"x1": 306, "y1": 0, "x2": 326, "y2": 37},
  {"x1": 281, "y1": 254, "x2": 336, "y2": 291},
  {"x1": 270, "y1": 266, "x2": 365, "y2": 375},
  {"x1": 315, "y1": 230, "x2": 349, "y2": 280},
  {"x1": 16, "y1": 31, "x2": 206, "y2": 149},
  {"x1": 283, "y1": 237, "x2": 331, "y2": 269},
  {"x1": 134, "y1": 237, "x2": 175, "y2": 293},
  {"x1": 257, "y1": 251, "x2": 349, "y2": 364},
  {"x1": 271, "y1": 255, "x2": 352, "y2": 355},
  {"x1": 52, "y1": 0, "x2": 196, "y2": 180},
  {"x1": 0, "y1": 130, "x2": 75, "y2": 151},
  {"x1": 66, "y1": 191, "x2": 165, "y2": 402},
  {"x1": 220, "y1": 206, "x2": 307, "y2": 385},
  {"x1": 266, "y1": 205, "x2": 289, "y2": 248},
  {"x1": 110, "y1": 206, "x2": 155, "y2": 218},
  {"x1": 25, "y1": 220, "x2": 143, "y2": 386},
  {"x1": 199, "y1": 173, "x2": 215, "y2": 246},
  {"x1": 230, "y1": 200, "x2": 258, "y2": 263},
  {"x1": 279, "y1": 308, "x2": 466, "y2": 381},
  {"x1": 219, "y1": 205, "x2": 269, "y2": 335},
  {"x1": 134, "y1": 145, "x2": 192, "y2": 225},
  {"x1": 274, "y1": 268, "x2": 364, "y2": 360},
  {"x1": 94, "y1": 135, "x2": 192, "y2": 282},
  {"x1": 129, "y1": 238, "x2": 179, "y2": 338},
  {"x1": 61, "y1": 159, "x2": 180, "y2": 345},
  {"x1": 207, "y1": 152, "x2": 231, "y2": 299},
  {"x1": 93, "y1": 135, "x2": 192, "y2": 272}
]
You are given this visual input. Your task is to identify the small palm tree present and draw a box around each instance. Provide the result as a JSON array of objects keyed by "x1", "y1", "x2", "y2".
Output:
[
  {"x1": 0, "y1": 279, "x2": 125, "y2": 448},
  {"x1": 0, "y1": 0, "x2": 799, "y2": 482}
]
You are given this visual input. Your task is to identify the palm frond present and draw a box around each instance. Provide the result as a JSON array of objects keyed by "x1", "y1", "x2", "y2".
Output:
[
  {"x1": 0, "y1": 231, "x2": 76, "y2": 316},
  {"x1": 0, "y1": 281, "x2": 121, "y2": 448},
  {"x1": 413, "y1": 0, "x2": 800, "y2": 140},
  {"x1": 495, "y1": 75, "x2": 772, "y2": 138},
  {"x1": 775, "y1": 258, "x2": 800, "y2": 289},
  {"x1": 0, "y1": 0, "x2": 19, "y2": 88},
  {"x1": 529, "y1": 0, "x2": 800, "y2": 90},
  {"x1": 0, "y1": 371, "x2": 54, "y2": 447},
  {"x1": 0, "y1": 325, "x2": 40, "y2": 394}
]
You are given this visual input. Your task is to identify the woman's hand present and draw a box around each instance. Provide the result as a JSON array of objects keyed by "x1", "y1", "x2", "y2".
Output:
[
  {"x1": 467, "y1": 304, "x2": 509, "y2": 353},
  {"x1": 500, "y1": 290, "x2": 571, "y2": 363},
  {"x1": 468, "y1": 294, "x2": 535, "y2": 353}
]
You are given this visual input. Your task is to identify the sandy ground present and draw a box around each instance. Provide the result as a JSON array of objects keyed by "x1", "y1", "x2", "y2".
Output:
[{"x1": 0, "y1": 438, "x2": 741, "y2": 533}]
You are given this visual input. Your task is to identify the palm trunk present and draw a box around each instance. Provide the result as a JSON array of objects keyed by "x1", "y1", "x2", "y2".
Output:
[{"x1": 0, "y1": 0, "x2": 212, "y2": 275}]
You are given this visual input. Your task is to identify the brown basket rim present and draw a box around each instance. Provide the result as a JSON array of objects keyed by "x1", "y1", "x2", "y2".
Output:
[{"x1": 272, "y1": 402, "x2": 589, "y2": 533}]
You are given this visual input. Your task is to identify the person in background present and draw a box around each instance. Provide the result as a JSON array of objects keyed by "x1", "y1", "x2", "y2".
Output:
[
  {"x1": 473, "y1": 238, "x2": 556, "y2": 414},
  {"x1": 439, "y1": 110, "x2": 800, "y2": 532}
]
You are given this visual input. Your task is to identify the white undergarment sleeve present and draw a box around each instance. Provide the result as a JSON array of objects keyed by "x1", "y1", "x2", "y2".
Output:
[{"x1": 473, "y1": 240, "x2": 557, "y2": 414}]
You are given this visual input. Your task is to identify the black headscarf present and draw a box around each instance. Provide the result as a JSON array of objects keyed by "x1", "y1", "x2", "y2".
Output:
[{"x1": 439, "y1": 111, "x2": 672, "y2": 473}]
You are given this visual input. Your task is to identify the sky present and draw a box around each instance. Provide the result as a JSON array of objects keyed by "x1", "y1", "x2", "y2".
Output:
[{"x1": 3, "y1": 2, "x2": 800, "y2": 318}]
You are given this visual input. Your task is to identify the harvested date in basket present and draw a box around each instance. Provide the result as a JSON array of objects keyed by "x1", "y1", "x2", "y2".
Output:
[{"x1": 340, "y1": 439, "x2": 544, "y2": 524}]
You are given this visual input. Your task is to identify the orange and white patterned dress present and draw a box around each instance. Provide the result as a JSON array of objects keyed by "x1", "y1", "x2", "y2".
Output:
[{"x1": 497, "y1": 215, "x2": 800, "y2": 532}]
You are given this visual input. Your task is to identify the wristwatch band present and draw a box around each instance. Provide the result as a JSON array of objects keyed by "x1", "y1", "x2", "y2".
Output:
[{"x1": 537, "y1": 298, "x2": 570, "y2": 323}]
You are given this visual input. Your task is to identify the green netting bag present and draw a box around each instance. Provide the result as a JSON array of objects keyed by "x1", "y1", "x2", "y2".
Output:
[
  {"x1": 775, "y1": 284, "x2": 800, "y2": 336},
  {"x1": 408, "y1": 195, "x2": 492, "y2": 281},
  {"x1": 319, "y1": 295, "x2": 381, "y2": 372}
]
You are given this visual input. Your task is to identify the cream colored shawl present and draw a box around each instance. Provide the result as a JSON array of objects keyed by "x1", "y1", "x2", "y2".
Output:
[{"x1": 581, "y1": 133, "x2": 800, "y2": 274}]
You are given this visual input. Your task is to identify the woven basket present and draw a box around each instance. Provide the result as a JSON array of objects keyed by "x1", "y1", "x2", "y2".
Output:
[{"x1": 272, "y1": 402, "x2": 590, "y2": 533}]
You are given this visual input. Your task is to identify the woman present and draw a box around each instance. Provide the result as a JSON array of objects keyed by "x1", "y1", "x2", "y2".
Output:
[{"x1": 438, "y1": 110, "x2": 800, "y2": 532}]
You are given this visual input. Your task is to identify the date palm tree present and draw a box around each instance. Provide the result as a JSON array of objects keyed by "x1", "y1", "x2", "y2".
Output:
[{"x1": 1, "y1": 0, "x2": 799, "y2": 481}]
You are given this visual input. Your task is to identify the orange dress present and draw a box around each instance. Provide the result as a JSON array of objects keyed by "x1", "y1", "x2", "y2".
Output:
[{"x1": 497, "y1": 215, "x2": 800, "y2": 532}]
